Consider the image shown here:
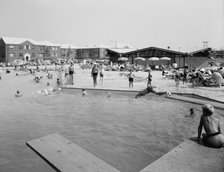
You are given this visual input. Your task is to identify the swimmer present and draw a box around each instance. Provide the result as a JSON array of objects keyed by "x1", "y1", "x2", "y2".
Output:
[
  {"x1": 56, "y1": 78, "x2": 61, "y2": 87},
  {"x1": 135, "y1": 85, "x2": 172, "y2": 98},
  {"x1": 15, "y1": 90, "x2": 22, "y2": 97},
  {"x1": 33, "y1": 87, "x2": 60, "y2": 95},
  {"x1": 195, "y1": 104, "x2": 224, "y2": 148},
  {"x1": 185, "y1": 108, "x2": 196, "y2": 117},
  {"x1": 108, "y1": 92, "x2": 111, "y2": 98},
  {"x1": 82, "y1": 89, "x2": 87, "y2": 96},
  {"x1": 190, "y1": 108, "x2": 195, "y2": 116},
  {"x1": 34, "y1": 76, "x2": 43, "y2": 83}
]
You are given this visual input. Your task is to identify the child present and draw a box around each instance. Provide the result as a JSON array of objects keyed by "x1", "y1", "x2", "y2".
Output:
[
  {"x1": 127, "y1": 70, "x2": 135, "y2": 88},
  {"x1": 146, "y1": 70, "x2": 152, "y2": 86}
]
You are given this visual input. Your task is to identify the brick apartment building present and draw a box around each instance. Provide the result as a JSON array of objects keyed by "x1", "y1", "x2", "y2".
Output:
[{"x1": 0, "y1": 37, "x2": 61, "y2": 63}]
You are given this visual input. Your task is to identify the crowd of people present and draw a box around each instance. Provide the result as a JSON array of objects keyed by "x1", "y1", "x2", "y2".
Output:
[{"x1": 163, "y1": 65, "x2": 224, "y2": 88}]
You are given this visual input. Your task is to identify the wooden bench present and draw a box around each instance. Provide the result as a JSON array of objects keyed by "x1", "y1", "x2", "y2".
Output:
[{"x1": 26, "y1": 133, "x2": 120, "y2": 172}]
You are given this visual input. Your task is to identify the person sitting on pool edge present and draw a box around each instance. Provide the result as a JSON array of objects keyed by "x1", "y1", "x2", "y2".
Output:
[
  {"x1": 135, "y1": 85, "x2": 172, "y2": 98},
  {"x1": 197, "y1": 104, "x2": 224, "y2": 148}
]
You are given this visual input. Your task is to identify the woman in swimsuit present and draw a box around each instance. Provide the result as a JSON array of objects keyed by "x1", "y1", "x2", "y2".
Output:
[
  {"x1": 91, "y1": 63, "x2": 98, "y2": 87},
  {"x1": 68, "y1": 62, "x2": 75, "y2": 85},
  {"x1": 197, "y1": 104, "x2": 224, "y2": 148},
  {"x1": 99, "y1": 64, "x2": 104, "y2": 86}
]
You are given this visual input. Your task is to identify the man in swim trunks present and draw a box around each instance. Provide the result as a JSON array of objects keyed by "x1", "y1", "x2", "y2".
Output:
[
  {"x1": 68, "y1": 62, "x2": 75, "y2": 85},
  {"x1": 135, "y1": 85, "x2": 171, "y2": 98},
  {"x1": 197, "y1": 104, "x2": 224, "y2": 148},
  {"x1": 127, "y1": 70, "x2": 135, "y2": 88}
]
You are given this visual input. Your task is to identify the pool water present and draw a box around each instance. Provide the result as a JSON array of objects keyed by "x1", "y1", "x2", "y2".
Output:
[{"x1": 0, "y1": 71, "x2": 223, "y2": 172}]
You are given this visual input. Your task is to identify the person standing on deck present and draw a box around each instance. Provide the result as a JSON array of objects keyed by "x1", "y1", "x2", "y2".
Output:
[
  {"x1": 68, "y1": 62, "x2": 75, "y2": 85},
  {"x1": 146, "y1": 70, "x2": 152, "y2": 86},
  {"x1": 91, "y1": 63, "x2": 98, "y2": 87},
  {"x1": 99, "y1": 64, "x2": 104, "y2": 87},
  {"x1": 127, "y1": 70, "x2": 135, "y2": 88}
]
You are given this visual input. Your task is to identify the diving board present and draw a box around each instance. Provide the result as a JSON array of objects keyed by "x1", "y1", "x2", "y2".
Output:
[
  {"x1": 167, "y1": 95, "x2": 224, "y2": 110},
  {"x1": 26, "y1": 133, "x2": 120, "y2": 172},
  {"x1": 140, "y1": 139, "x2": 224, "y2": 172}
]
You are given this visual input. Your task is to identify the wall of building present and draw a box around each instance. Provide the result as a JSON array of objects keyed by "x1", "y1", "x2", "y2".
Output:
[
  {"x1": 185, "y1": 56, "x2": 208, "y2": 68},
  {"x1": 76, "y1": 48, "x2": 107, "y2": 59},
  {"x1": 0, "y1": 39, "x2": 6, "y2": 62},
  {"x1": 1, "y1": 41, "x2": 61, "y2": 63}
]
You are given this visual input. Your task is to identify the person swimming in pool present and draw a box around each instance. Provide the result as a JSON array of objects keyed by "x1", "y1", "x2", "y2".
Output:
[
  {"x1": 15, "y1": 90, "x2": 22, "y2": 97},
  {"x1": 33, "y1": 87, "x2": 61, "y2": 95},
  {"x1": 82, "y1": 89, "x2": 87, "y2": 96},
  {"x1": 135, "y1": 85, "x2": 172, "y2": 98},
  {"x1": 197, "y1": 104, "x2": 224, "y2": 148}
]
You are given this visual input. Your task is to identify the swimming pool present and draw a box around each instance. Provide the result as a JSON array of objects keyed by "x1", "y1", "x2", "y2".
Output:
[{"x1": 0, "y1": 72, "x2": 223, "y2": 172}]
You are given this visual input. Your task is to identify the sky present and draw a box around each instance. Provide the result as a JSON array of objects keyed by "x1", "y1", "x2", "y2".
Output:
[{"x1": 0, "y1": 0, "x2": 223, "y2": 52}]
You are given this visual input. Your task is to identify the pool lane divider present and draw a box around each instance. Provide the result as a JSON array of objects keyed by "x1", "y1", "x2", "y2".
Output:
[{"x1": 26, "y1": 133, "x2": 120, "y2": 172}]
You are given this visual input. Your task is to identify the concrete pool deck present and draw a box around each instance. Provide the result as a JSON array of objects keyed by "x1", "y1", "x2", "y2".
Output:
[{"x1": 140, "y1": 139, "x2": 224, "y2": 172}]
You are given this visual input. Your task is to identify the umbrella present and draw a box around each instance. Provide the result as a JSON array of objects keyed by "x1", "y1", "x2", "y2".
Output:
[
  {"x1": 118, "y1": 57, "x2": 128, "y2": 61},
  {"x1": 148, "y1": 57, "x2": 159, "y2": 61},
  {"x1": 134, "y1": 57, "x2": 145, "y2": 61},
  {"x1": 160, "y1": 57, "x2": 171, "y2": 60}
]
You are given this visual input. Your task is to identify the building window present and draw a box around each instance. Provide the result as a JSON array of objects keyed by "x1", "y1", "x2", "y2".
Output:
[
  {"x1": 52, "y1": 47, "x2": 57, "y2": 51},
  {"x1": 19, "y1": 53, "x2": 23, "y2": 57},
  {"x1": 19, "y1": 45, "x2": 23, "y2": 50},
  {"x1": 32, "y1": 45, "x2": 35, "y2": 49},
  {"x1": 9, "y1": 45, "x2": 15, "y2": 49},
  {"x1": 39, "y1": 53, "x2": 43, "y2": 58},
  {"x1": 24, "y1": 45, "x2": 30, "y2": 50},
  {"x1": 52, "y1": 53, "x2": 57, "y2": 57},
  {"x1": 9, "y1": 53, "x2": 15, "y2": 57},
  {"x1": 32, "y1": 53, "x2": 35, "y2": 57}
]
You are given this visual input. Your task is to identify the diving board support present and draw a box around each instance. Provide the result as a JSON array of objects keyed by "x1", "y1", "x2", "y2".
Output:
[{"x1": 26, "y1": 133, "x2": 120, "y2": 172}]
